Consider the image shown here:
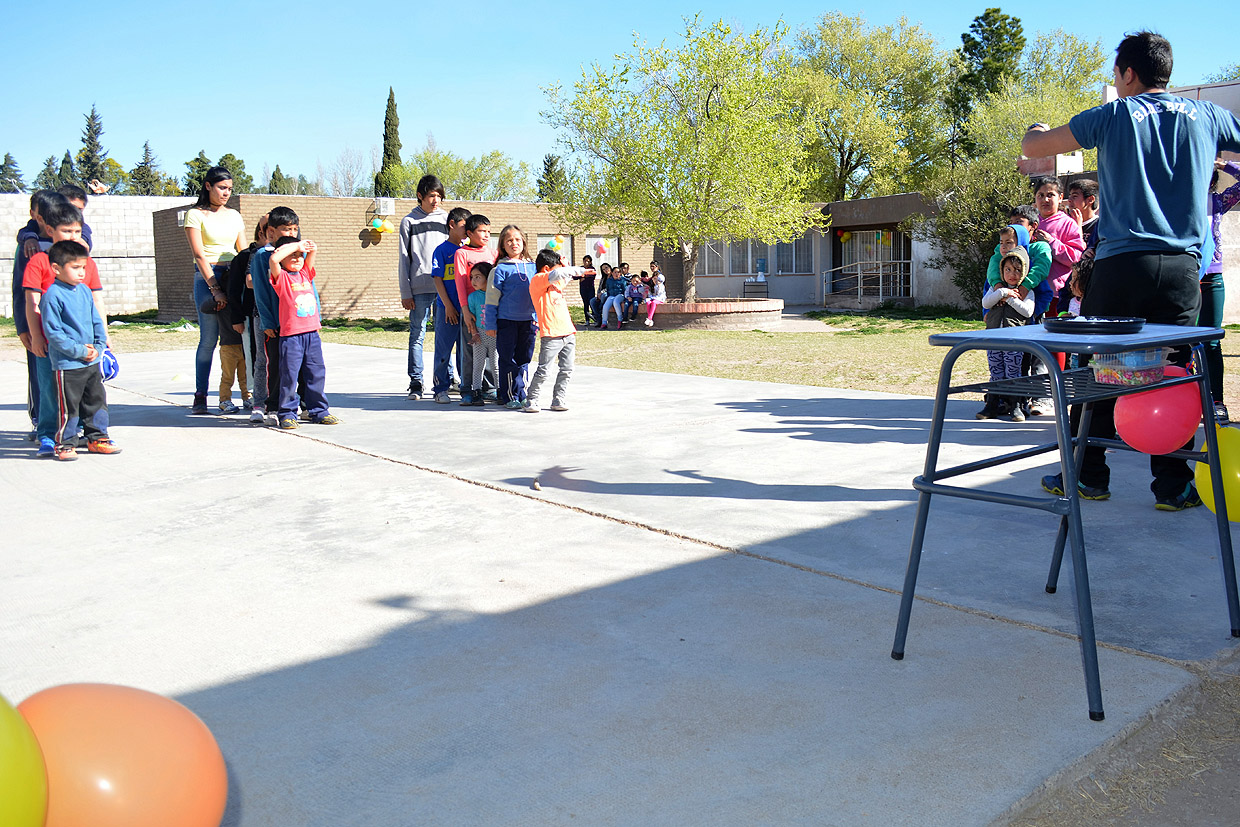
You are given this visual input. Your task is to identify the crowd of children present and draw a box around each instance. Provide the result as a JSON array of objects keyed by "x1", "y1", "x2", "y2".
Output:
[{"x1": 587, "y1": 261, "x2": 666, "y2": 330}]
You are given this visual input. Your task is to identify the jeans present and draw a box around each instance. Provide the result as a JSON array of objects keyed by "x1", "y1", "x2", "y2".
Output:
[
  {"x1": 580, "y1": 281, "x2": 596, "y2": 324},
  {"x1": 432, "y1": 298, "x2": 461, "y2": 395},
  {"x1": 527, "y1": 334, "x2": 575, "y2": 407},
  {"x1": 407, "y1": 293, "x2": 436, "y2": 385},
  {"x1": 34, "y1": 354, "x2": 57, "y2": 442},
  {"x1": 193, "y1": 265, "x2": 227, "y2": 396},
  {"x1": 1199, "y1": 269, "x2": 1225, "y2": 404},
  {"x1": 600, "y1": 295, "x2": 625, "y2": 326}
]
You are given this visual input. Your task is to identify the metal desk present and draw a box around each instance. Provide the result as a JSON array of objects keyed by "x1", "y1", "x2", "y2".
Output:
[{"x1": 890, "y1": 324, "x2": 1240, "y2": 720}]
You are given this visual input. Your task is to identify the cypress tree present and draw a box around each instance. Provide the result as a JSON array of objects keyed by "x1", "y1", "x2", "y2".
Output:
[{"x1": 374, "y1": 87, "x2": 402, "y2": 197}]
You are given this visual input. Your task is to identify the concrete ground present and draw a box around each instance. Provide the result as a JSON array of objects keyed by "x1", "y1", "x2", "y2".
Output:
[{"x1": 3, "y1": 341, "x2": 1239, "y2": 826}]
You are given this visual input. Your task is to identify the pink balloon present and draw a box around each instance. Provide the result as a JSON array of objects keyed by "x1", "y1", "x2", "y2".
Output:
[{"x1": 1114, "y1": 367, "x2": 1202, "y2": 455}]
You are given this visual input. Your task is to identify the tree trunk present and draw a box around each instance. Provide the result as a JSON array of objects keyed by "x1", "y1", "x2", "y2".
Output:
[{"x1": 682, "y1": 240, "x2": 698, "y2": 303}]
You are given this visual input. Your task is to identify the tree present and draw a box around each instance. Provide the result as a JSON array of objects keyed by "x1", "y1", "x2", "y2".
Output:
[
  {"x1": 129, "y1": 142, "x2": 162, "y2": 195},
  {"x1": 374, "y1": 87, "x2": 402, "y2": 197},
  {"x1": 1206, "y1": 62, "x2": 1240, "y2": 83},
  {"x1": 57, "y1": 151, "x2": 77, "y2": 188},
  {"x1": 401, "y1": 136, "x2": 535, "y2": 201},
  {"x1": 946, "y1": 8, "x2": 1026, "y2": 161},
  {"x1": 544, "y1": 17, "x2": 817, "y2": 301},
  {"x1": 75, "y1": 104, "x2": 109, "y2": 187},
  {"x1": 324, "y1": 146, "x2": 367, "y2": 197},
  {"x1": 216, "y1": 154, "x2": 254, "y2": 193},
  {"x1": 183, "y1": 150, "x2": 213, "y2": 196},
  {"x1": 0, "y1": 153, "x2": 24, "y2": 193},
  {"x1": 268, "y1": 165, "x2": 294, "y2": 195},
  {"x1": 33, "y1": 156, "x2": 58, "y2": 190},
  {"x1": 100, "y1": 158, "x2": 129, "y2": 193},
  {"x1": 794, "y1": 13, "x2": 950, "y2": 202},
  {"x1": 536, "y1": 154, "x2": 567, "y2": 201}
]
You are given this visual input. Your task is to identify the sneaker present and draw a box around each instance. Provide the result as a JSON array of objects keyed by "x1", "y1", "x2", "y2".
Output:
[
  {"x1": 1001, "y1": 405, "x2": 1026, "y2": 423},
  {"x1": 86, "y1": 438, "x2": 122, "y2": 455},
  {"x1": 467, "y1": 398, "x2": 486, "y2": 407},
  {"x1": 407, "y1": 381, "x2": 423, "y2": 400},
  {"x1": 27, "y1": 430, "x2": 37, "y2": 442},
  {"x1": 53, "y1": 444, "x2": 77, "y2": 461},
  {"x1": 975, "y1": 402, "x2": 1003, "y2": 420},
  {"x1": 191, "y1": 393, "x2": 209, "y2": 415},
  {"x1": 249, "y1": 409, "x2": 265, "y2": 424},
  {"x1": 434, "y1": 392, "x2": 452, "y2": 404},
  {"x1": 1028, "y1": 401, "x2": 1053, "y2": 416},
  {"x1": 278, "y1": 417, "x2": 300, "y2": 430},
  {"x1": 1041, "y1": 473, "x2": 1111, "y2": 501},
  {"x1": 504, "y1": 399, "x2": 524, "y2": 410},
  {"x1": 550, "y1": 403, "x2": 569, "y2": 412},
  {"x1": 218, "y1": 400, "x2": 239, "y2": 414},
  {"x1": 313, "y1": 414, "x2": 341, "y2": 425},
  {"x1": 1155, "y1": 484, "x2": 1204, "y2": 512},
  {"x1": 299, "y1": 410, "x2": 313, "y2": 422},
  {"x1": 1215, "y1": 404, "x2": 1230, "y2": 424},
  {"x1": 644, "y1": 318, "x2": 653, "y2": 327},
  {"x1": 522, "y1": 403, "x2": 541, "y2": 413},
  {"x1": 243, "y1": 398, "x2": 253, "y2": 410},
  {"x1": 36, "y1": 437, "x2": 54, "y2": 458},
  {"x1": 483, "y1": 391, "x2": 498, "y2": 402}
]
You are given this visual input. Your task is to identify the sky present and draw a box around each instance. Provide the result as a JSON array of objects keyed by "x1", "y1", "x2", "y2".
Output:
[{"x1": 0, "y1": 0, "x2": 1230, "y2": 190}]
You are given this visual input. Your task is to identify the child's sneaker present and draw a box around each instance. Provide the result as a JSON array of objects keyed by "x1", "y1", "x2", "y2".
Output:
[
  {"x1": 219, "y1": 400, "x2": 239, "y2": 414},
  {"x1": 458, "y1": 393, "x2": 474, "y2": 406},
  {"x1": 53, "y1": 444, "x2": 77, "y2": 461},
  {"x1": 644, "y1": 318, "x2": 653, "y2": 327},
  {"x1": 278, "y1": 417, "x2": 300, "y2": 430},
  {"x1": 522, "y1": 403, "x2": 541, "y2": 413},
  {"x1": 1155, "y1": 484, "x2": 1204, "y2": 512},
  {"x1": 191, "y1": 392, "x2": 209, "y2": 415},
  {"x1": 242, "y1": 398, "x2": 254, "y2": 411},
  {"x1": 434, "y1": 392, "x2": 452, "y2": 404},
  {"x1": 36, "y1": 437, "x2": 55, "y2": 458},
  {"x1": 504, "y1": 399, "x2": 524, "y2": 410},
  {"x1": 1001, "y1": 405, "x2": 1025, "y2": 423},
  {"x1": 299, "y1": 410, "x2": 313, "y2": 422},
  {"x1": 87, "y1": 437, "x2": 122, "y2": 455},
  {"x1": 550, "y1": 403, "x2": 569, "y2": 412},
  {"x1": 313, "y1": 414, "x2": 341, "y2": 425}
]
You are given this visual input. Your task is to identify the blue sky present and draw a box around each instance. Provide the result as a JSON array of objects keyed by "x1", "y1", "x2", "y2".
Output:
[{"x1": 0, "y1": 0, "x2": 1229, "y2": 188}]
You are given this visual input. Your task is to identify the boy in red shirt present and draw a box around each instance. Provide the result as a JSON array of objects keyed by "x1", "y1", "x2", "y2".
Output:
[
  {"x1": 268, "y1": 237, "x2": 339, "y2": 429},
  {"x1": 453, "y1": 214, "x2": 497, "y2": 404}
]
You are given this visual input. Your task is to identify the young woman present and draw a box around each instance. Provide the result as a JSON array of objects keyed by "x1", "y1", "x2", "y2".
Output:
[{"x1": 183, "y1": 166, "x2": 245, "y2": 414}]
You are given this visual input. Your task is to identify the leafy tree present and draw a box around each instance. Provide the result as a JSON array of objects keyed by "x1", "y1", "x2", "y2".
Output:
[
  {"x1": 0, "y1": 153, "x2": 24, "y2": 193},
  {"x1": 794, "y1": 13, "x2": 950, "y2": 202},
  {"x1": 268, "y1": 165, "x2": 295, "y2": 195},
  {"x1": 1206, "y1": 62, "x2": 1240, "y2": 83},
  {"x1": 183, "y1": 150, "x2": 213, "y2": 196},
  {"x1": 295, "y1": 174, "x2": 324, "y2": 196},
  {"x1": 397, "y1": 135, "x2": 535, "y2": 201},
  {"x1": 216, "y1": 153, "x2": 254, "y2": 193},
  {"x1": 33, "y1": 156, "x2": 58, "y2": 190},
  {"x1": 374, "y1": 87, "x2": 402, "y2": 197},
  {"x1": 946, "y1": 8, "x2": 1026, "y2": 161},
  {"x1": 544, "y1": 17, "x2": 817, "y2": 301},
  {"x1": 100, "y1": 158, "x2": 129, "y2": 193},
  {"x1": 536, "y1": 153, "x2": 567, "y2": 201},
  {"x1": 75, "y1": 104, "x2": 109, "y2": 187},
  {"x1": 57, "y1": 151, "x2": 77, "y2": 187}
]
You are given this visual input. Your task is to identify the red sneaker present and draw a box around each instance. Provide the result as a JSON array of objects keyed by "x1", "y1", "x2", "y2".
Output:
[
  {"x1": 87, "y1": 438, "x2": 123, "y2": 455},
  {"x1": 53, "y1": 445, "x2": 78, "y2": 461}
]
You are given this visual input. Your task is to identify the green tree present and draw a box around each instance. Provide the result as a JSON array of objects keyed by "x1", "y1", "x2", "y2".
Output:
[
  {"x1": 128, "y1": 142, "x2": 163, "y2": 195},
  {"x1": 183, "y1": 150, "x2": 213, "y2": 196},
  {"x1": 374, "y1": 87, "x2": 402, "y2": 197},
  {"x1": 268, "y1": 165, "x2": 295, "y2": 195},
  {"x1": 0, "y1": 153, "x2": 24, "y2": 193},
  {"x1": 33, "y1": 156, "x2": 58, "y2": 190},
  {"x1": 794, "y1": 13, "x2": 950, "y2": 202},
  {"x1": 1206, "y1": 62, "x2": 1240, "y2": 83},
  {"x1": 536, "y1": 153, "x2": 567, "y2": 201},
  {"x1": 57, "y1": 151, "x2": 77, "y2": 187},
  {"x1": 946, "y1": 8, "x2": 1026, "y2": 161},
  {"x1": 75, "y1": 104, "x2": 109, "y2": 187},
  {"x1": 100, "y1": 158, "x2": 128, "y2": 193},
  {"x1": 544, "y1": 17, "x2": 817, "y2": 301},
  {"x1": 216, "y1": 153, "x2": 254, "y2": 193}
]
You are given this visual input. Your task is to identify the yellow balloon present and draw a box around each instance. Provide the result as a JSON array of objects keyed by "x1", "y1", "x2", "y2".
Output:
[
  {"x1": 1195, "y1": 426, "x2": 1240, "y2": 521},
  {"x1": 382, "y1": 220, "x2": 396, "y2": 233},
  {"x1": 0, "y1": 691, "x2": 48, "y2": 827}
]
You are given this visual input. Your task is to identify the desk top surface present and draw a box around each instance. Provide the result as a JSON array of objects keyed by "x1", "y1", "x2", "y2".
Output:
[{"x1": 928, "y1": 323, "x2": 1224, "y2": 353}]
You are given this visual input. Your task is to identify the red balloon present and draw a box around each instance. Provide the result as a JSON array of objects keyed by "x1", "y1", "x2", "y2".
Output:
[
  {"x1": 18, "y1": 684, "x2": 227, "y2": 827},
  {"x1": 1114, "y1": 367, "x2": 1202, "y2": 455}
]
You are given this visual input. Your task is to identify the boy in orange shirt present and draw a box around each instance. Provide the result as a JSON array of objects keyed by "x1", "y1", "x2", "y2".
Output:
[{"x1": 522, "y1": 249, "x2": 591, "y2": 413}]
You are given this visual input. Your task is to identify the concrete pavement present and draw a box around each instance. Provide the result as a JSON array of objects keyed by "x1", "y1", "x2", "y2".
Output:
[{"x1": 2, "y1": 342, "x2": 1236, "y2": 825}]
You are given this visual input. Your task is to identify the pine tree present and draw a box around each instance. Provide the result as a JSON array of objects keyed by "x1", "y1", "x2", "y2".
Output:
[
  {"x1": 268, "y1": 165, "x2": 293, "y2": 194},
  {"x1": 0, "y1": 153, "x2": 24, "y2": 193},
  {"x1": 217, "y1": 153, "x2": 254, "y2": 193},
  {"x1": 129, "y1": 142, "x2": 163, "y2": 196},
  {"x1": 33, "y1": 156, "x2": 58, "y2": 190},
  {"x1": 75, "y1": 104, "x2": 109, "y2": 186},
  {"x1": 374, "y1": 87, "x2": 402, "y2": 197},
  {"x1": 536, "y1": 154, "x2": 567, "y2": 202},
  {"x1": 946, "y1": 8, "x2": 1026, "y2": 162},
  {"x1": 57, "y1": 151, "x2": 77, "y2": 187},
  {"x1": 183, "y1": 150, "x2": 213, "y2": 196}
]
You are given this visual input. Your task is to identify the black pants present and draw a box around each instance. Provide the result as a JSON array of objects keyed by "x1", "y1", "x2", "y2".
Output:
[
  {"x1": 580, "y1": 280, "x2": 596, "y2": 324},
  {"x1": 54, "y1": 365, "x2": 109, "y2": 447},
  {"x1": 1076, "y1": 251, "x2": 1201, "y2": 498}
]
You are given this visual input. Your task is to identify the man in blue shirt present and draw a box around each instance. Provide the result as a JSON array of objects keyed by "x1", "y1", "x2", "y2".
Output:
[{"x1": 1022, "y1": 31, "x2": 1240, "y2": 510}]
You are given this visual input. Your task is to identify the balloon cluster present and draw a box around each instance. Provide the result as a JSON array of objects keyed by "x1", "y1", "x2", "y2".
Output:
[
  {"x1": 546, "y1": 234, "x2": 566, "y2": 251},
  {"x1": 1, "y1": 684, "x2": 227, "y2": 827},
  {"x1": 593, "y1": 239, "x2": 609, "y2": 257},
  {"x1": 835, "y1": 229, "x2": 852, "y2": 244},
  {"x1": 369, "y1": 217, "x2": 396, "y2": 234}
]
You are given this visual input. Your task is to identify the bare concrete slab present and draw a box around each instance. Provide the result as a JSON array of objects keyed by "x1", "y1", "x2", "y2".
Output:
[{"x1": 0, "y1": 344, "x2": 1229, "y2": 826}]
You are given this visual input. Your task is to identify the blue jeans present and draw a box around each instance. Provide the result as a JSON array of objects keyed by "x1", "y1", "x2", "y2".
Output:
[
  {"x1": 600, "y1": 295, "x2": 625, "y2": 326},
  {"x1": 432, "y1": 297, "x2": 461, "y2": 395},
  {"x1": 407, "y1": 293, "x2": 436, "y2": 385},
  {"x1": 193, "y1": 265, "x2": 226, "y2": 396},
  {"x1": 1199, "y1": 269, "x2": 1225, "y2": 404},
  {"x1": 34, "y1": 354, "x2": 57, "y2": 442}
]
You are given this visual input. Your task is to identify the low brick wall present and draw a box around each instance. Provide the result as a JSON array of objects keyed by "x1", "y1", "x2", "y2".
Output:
[{"x1": 653, "y1": 298, "x2": 784, "y2": 330}]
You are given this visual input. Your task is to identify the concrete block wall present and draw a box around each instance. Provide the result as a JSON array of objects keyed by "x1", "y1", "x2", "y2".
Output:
[
  {"x1": 1, "y1": 193, "x2": 194, "y2": 318},
  {"x1": 153, "y1": 195, "x2": 654, "y2": 322}
]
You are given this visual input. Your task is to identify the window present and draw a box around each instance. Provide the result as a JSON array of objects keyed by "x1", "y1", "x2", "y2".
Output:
[
  {"x1": 729, "y1": 240, "x2": 769, "y2": 275},
  {"x1": 775, "y1": 232, "x2": 813, "y2": 274},
  {"x1": 536, "y1": 234, "x2": 574, "y2": 264},
  {"x1": 694, "y1": 239, "x2": 725, "y2": 275},
  {"x1": 831, "y1": 229, "x2": 912, "y2": 298}
]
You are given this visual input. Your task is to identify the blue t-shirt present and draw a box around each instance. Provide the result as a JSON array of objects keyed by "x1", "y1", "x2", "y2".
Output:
[
  {"x1": 1069, "y1": 93, "x2": 1240, "y2": 260},
  {"x1": 431, "y1": 239, "x2": 462, "y2": 310}
]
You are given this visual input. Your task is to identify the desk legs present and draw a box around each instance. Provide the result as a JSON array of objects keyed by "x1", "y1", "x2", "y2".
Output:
[{"x1": 1193, "y1": 347, "x2": 1240, "y2": 638}]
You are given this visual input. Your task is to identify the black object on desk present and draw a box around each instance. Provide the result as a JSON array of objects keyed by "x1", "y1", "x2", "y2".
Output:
[{"x1": 890, "y1": 323, "x2": 1240, "y2": 721}]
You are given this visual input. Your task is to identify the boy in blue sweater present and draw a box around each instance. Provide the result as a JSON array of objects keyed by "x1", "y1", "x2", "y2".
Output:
[{"x1": 38, "y1": 241, "x2": 120, "y2": 461}]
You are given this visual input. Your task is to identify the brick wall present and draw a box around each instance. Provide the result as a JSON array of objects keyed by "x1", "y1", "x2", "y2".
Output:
[
  {"x1": 153, "y1": 195, "x2": 655, "y2": 322},
  {"x1": 2, "y1": 193, "x2": 193, "y2": 318}
]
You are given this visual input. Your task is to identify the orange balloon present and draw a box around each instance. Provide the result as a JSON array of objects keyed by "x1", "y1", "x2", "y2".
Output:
[{"x1": 19, "y1": 684, "x2": 227, "y2": 827}]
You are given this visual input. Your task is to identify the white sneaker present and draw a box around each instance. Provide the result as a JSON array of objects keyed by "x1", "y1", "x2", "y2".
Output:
[
  {"x1": 644, "y1": 318, "x2": 653, "y2": 327},
  {"x1": 1028, "y1": 402, "x2": 1054, "y2": 416},
  {"x1": 549, "y1": 404, "x2": 569, "y2": 412},
  {"x1": 522, "y1": 403, "x2": 541, "y2": 413},
  {"x1": 249, "y1": 409, "x2": 265, "y2": 424},
  {"x1": 434, "y1": 392, "x2": 452, "y2": 404}
]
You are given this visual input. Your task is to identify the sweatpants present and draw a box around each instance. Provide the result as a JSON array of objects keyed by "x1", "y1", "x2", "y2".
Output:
[
  {"x1": 277, "y1": 331, "x2": 330, "y2": 420},
  {"x1": 54, "y1": 364, "x2": 109, "y2": 448},
  {"x1": 471, "y1": 333, "x2": 499, "y2": 396},
  {"x1": 495, "y1": 318, "x2": 537, "y2": 404},
  {"x1": 527, "y1": 334, "x2": 575, "y2": 407}
]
